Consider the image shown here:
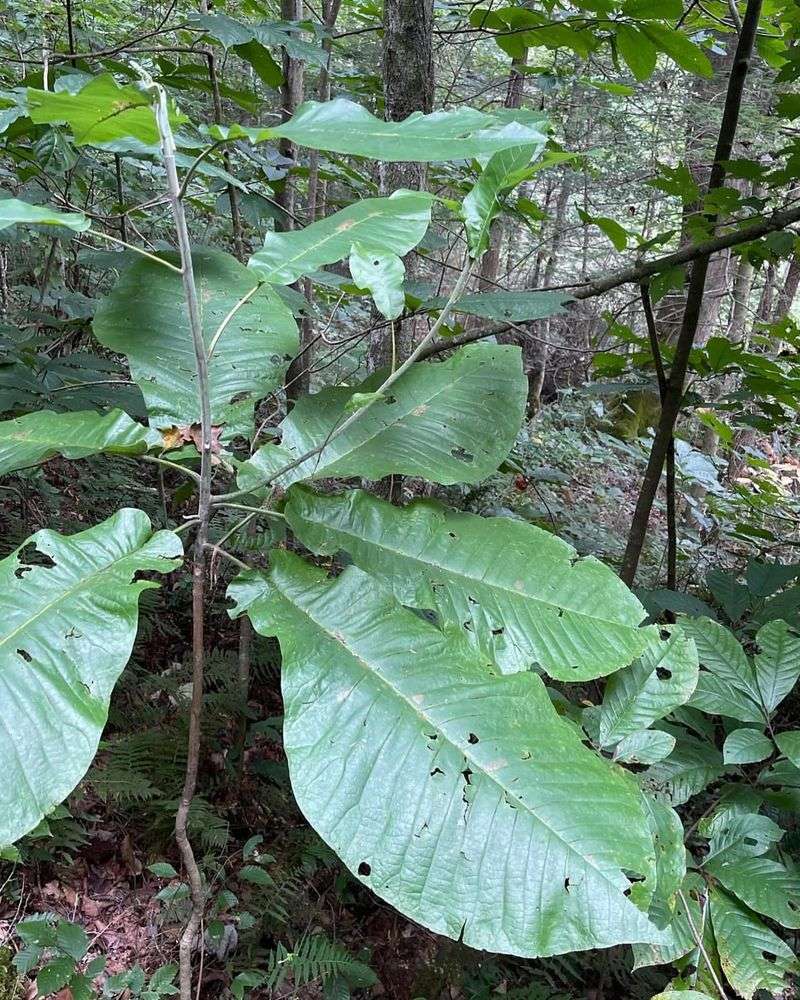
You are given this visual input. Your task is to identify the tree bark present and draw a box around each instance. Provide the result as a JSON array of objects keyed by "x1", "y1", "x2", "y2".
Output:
[
  {"x1": 620, "y1": 0, "x2": 763, "y2": 586},
  {"x1": 366, "y1": 0, "x2": 434, "y2": 372}
]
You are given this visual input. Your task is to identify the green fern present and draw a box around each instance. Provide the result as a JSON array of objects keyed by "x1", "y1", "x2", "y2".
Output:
[{"x1": 264, "y1": 934, "x2": 377, "y2": 993}]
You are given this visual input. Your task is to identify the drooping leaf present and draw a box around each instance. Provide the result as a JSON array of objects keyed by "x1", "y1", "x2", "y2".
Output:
[
  {"x1": 775, "y1": 729, "x2": 800, "y2": 767},
  {"x1": 349, "y1": 243, "x2": 406, "y2": 321},
  {"x1": 681, "y1": 617, "x2": 765, "y2": 723},
  {"x1": 93, "y1": 248, "x2": 298, "y2": 439},
  {"x1": 640, "y1": 23, "x2": 713, "y2": 78},
  {"x1": 423, "y1": 289, "x2": 571, "y2": 323},
  {"x1": 598, "y1": 628, "x2": 699, "y2": 746},
  {"x1": 248, "y1": 191, "x2": 433, "y2": 285},
  {"x1": 615, "y1": 24, "x2": 657, "y2": 81},
  {"x1": 0, "y1": 509, "x2": 182, "y2": 847},
  {"x1": 285, "y1": 486, "x2": 652, "y2": 680},
  {"x1": 640, "y1": 725, "x2": 724, "y2": 806},
  {"x1": 462, "y1": 137, "x2": 542, "y2": 256},
  {"x1": 706, "y1": 856, "x2": 800, "y2": 929},
  {"x1": 0, "y1": 409, "x2": 156, "y2": 478},
  {"x1": 753, "y1": 619, "x2": 800, "y2": 715},
  {"x1": 710, "y1": 888, "x2": 799, "y2": 999},
  {"x1": 211, "y1": 98, "x2": 548, "y2": 162},
  {"x1": 238, "y1": 344, "x2": 526, "y2": 490},
  {"x1": 230, "y1": 551, "x2": 664, "y2": 958},
  {"x1": 722, "y1": 728, "x2": 774, "y2": 765},
  {"x1": 0, "y1": 198, "x2": 90, "y2": 232},
  {"x1": 26, "y1": 75, "x2": 185, "y2": 148},
  {"x1": 613, "y1": 730, "x2": 676, "y2": 765}
]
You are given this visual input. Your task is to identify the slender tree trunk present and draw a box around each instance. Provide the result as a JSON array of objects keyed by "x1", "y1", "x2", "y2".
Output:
[
  {"x1": 366, "y1": 0, "x2": 434, "y2": 372},
  {"x1": 620, "y1": 0, "x2": 763, "y2": 586},
  {"x1": 276, "y1": 0, "x2": 305, "y2": 228}
]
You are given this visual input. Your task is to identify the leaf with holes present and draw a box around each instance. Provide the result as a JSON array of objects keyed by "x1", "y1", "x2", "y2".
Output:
[
  {"x1": 93, "y1": 248, "x2": 297, "y2": 439},
  {"x1": 710, "y1": 888, "x2": 799, "y2": 999},
  {"x1": 285, "y1": 486, "x2": 652, "y2": 680},
  {"x1": 424, "y1": 289, "x2": 572, "y2": 324},
  {"x1": 0, "y1": 509, "x2": 182, "y2": 847},
  {"x1": 248, "y1": 191, "x2": 433, "y2": 286},
  {"x1": 598, "y1": 627, "x2": 699, "y2": 746},
  {"x1": 700, "y1": 808, "x2": 783, "y2": 866},
  {"x1": 706, "y1": 855, "x2": 800, "y2": 929},
  {"x1": 349, "y1": 243, "x2": 406, "y2": 320},
  {"x1": 639, "y1": 725, "x2": 724, "y2": 806},
  {"x1": 0, "y1": 409, "x2": 157, "y2": 478},
  {"x1": 229, "y1": 551, "x2": 665, "y2": 958},
  {"x1": 237, "y1": 344, "x2": 526, "y2": 491}
]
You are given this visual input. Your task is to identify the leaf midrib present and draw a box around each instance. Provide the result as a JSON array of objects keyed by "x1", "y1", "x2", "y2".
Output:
[{"x1": 275, "y1": 575, "x2": 647, "y2": 892}]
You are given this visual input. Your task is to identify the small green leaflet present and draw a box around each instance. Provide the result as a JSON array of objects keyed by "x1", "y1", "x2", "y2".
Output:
[
  {"x1": 230, "y1": 551, "x2": 665, "y2": 958},
  {"x1": 722, "y1": 728, "x2": 774, "y2": 765},
  {"x1": 775, "y1": 730, "x2": 800, "y2": 767},
  {"x1": 423, "y1": 289, "x2": 571, "y2": 323},
  {"x1": 0, "y1": 510, "x2": 182, "y2": 847},
  {"x1": 613, "y1": 730, "x2": 676, "y2": 765},
  {"x1": 640, "y1": 725, "x2": 723, "y2": 806},
  {"x1": 0, "y1": 409, "x2": 156, "y2": 477},
  {"x1": 681, "y1": 617, "x2": 765, "y2": 723},
  {"x1": 285, "y1": 485, "x2": 654, "y2": 680},
  {"x1": 0, "y1": 198, "x2": 89, "y2": 232},
  {"x1": 349, "y1": 244, "x2": 406, "y2": 320},
  {"x1": 462, "y1": 135, "x2": 544, "y2": 256},
  {"x1": 209, "y1": 98, "x2": 548, "y2": 162},
  {"x1": 249, "y1": 191, "x2": 433, "y2": 286}
]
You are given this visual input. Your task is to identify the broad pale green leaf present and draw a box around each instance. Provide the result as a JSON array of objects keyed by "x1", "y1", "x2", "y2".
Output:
[
  {"x1": 230, "y1": 551, "x2": 664, "y2": 958},
  {"x1": 723, "y1": 728, "x2": 774, "y2": 765},
  {"x1": 706, "y1": 856, "x2": 800, "y2": 929},
  {"x1": 681, "y1": 617, "x2": 765, "y2": 723},
  {"x1": 238, "y1": 344, "x2": 526, "y2": 490},
  {"x1": 285, "y1": 486, "x2": 652, "y2": 680},
  {"x1": 0, "y1": 509, "x2": 182, "y2": 847},
  {"x1": 349, "y1": 243, "x2": 405, "y2": 320},
  {"x1": 248, "y1": 191, "x2": 433, "y2": 285},
  {"x1": 640, "y1": 24, "x2": 713, "y2": 78},
  {"x1": 615, "y1": 24, "x2": 657, "y2": 81},
  {"x1": 211, "y1": 98, "x2": 548, "y2": 161},
  {"x1": 701, "y1": 809, "x2": 783, "y2": 866},
  {"x1": 640, "y1": 725, "x2": 724, "y2": 806},
  {"x1": 634, "y1": 797, "x2": 685, "y2": 926},
  {"x1": 598, "y1": 628, "x2": 699, "y2": 745},
  {"x1": 462, "y1": 137, "x2": 542, "y2": 256},
  {"x1": 93, "y1": 248, "x2": 298, "y2": 438},
  {"x1": 0, "y1": 198, "x2": 89, "y2": 232},
  {"x1": 775, "y1": 730, "x2": 800, "y2": 767},
  {"x1": 710, "y1": 888, "x2": 799, "y2": 999},
  {"x1": 613, "y1": 730, "x2": 676, "y2": 765},
  {"x1": 423, "y1": 289, "x2": 571, "y2": 323},
  {"x1": 26, "y1": 75, "x2": 185, "y2": 148},
  {"x1": 753, "y1": 619, "x2": 800, "y2": 715},
  {"x1": 0, "y1": 409, "x2": 156, "y2": 477}
]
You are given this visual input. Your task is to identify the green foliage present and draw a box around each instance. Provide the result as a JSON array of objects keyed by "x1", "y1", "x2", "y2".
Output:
[
  {"x1": 230, "y1": 550, "x2": 667, "y2": 958},
  {"x1": 0, "y1": 198, "x2": 89, "y2": 232},
  {"x1": 0, "y1": 510, "x2": 181, "y2": 847}
]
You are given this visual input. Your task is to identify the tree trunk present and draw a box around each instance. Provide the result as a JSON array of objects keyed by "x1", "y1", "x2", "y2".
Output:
[{"x1": 366, "y1": 0, "x2": 434, "y2": 372}]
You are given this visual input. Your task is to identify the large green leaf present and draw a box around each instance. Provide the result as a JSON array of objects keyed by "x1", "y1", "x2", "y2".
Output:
[
  {"x1": 0, "y1": 409, "x2": 155, "y2": 477},
  {"x1": 423, "y1": 289, "x2": 571, "y2": 323},
  {"x1": 26, "y1": 76, "x2": 185, "y2": 149},
  {"x1": 93, "y1": 248, "x2": 298, "y2": 439},
  {"x1": 238, "y1": 344, "x2": 526, "y2": 490},
  {"x1": 701, "y1": 808, "x2": 783, "y2": 866},
  {"x1": 753, "y1": 619, "x2": 800, "y2": 715},
  {"x1": 0, "y1": 199, "x2": 89, "y2": 232},
  {"x1": 722, "y1": 728, "x2": 773, "y2": 765},
  {"x1": 230, "y1": 551, "x2": 663, "y2": 957},
  {"x1": 462, "y1": 137, "x2": 543, "y2": 256},
  {"x1": 0, "y1": 509, "x2": 182, "y2": 847},
  {"x1": 210, "y1": 98, "x2": 547, "y2": 161},
  {"x1": 710, "y1": 888, "x2": 799, "y2": 999},
  {"x1": 248, "y1": 191, "x2": 433, "y2": 286},
  {"x1": 681, "y1": 617, "x2": 765, "y2": 723},
  {"x1": 285, "y1": 486, "x2": 652, "y2": 680},
  {"x1": 598, "y1": 628, "x2": 699, "y2": 745},
  {"x1": 706, "y1": 856, "x2": 800, "y2": 929}
]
